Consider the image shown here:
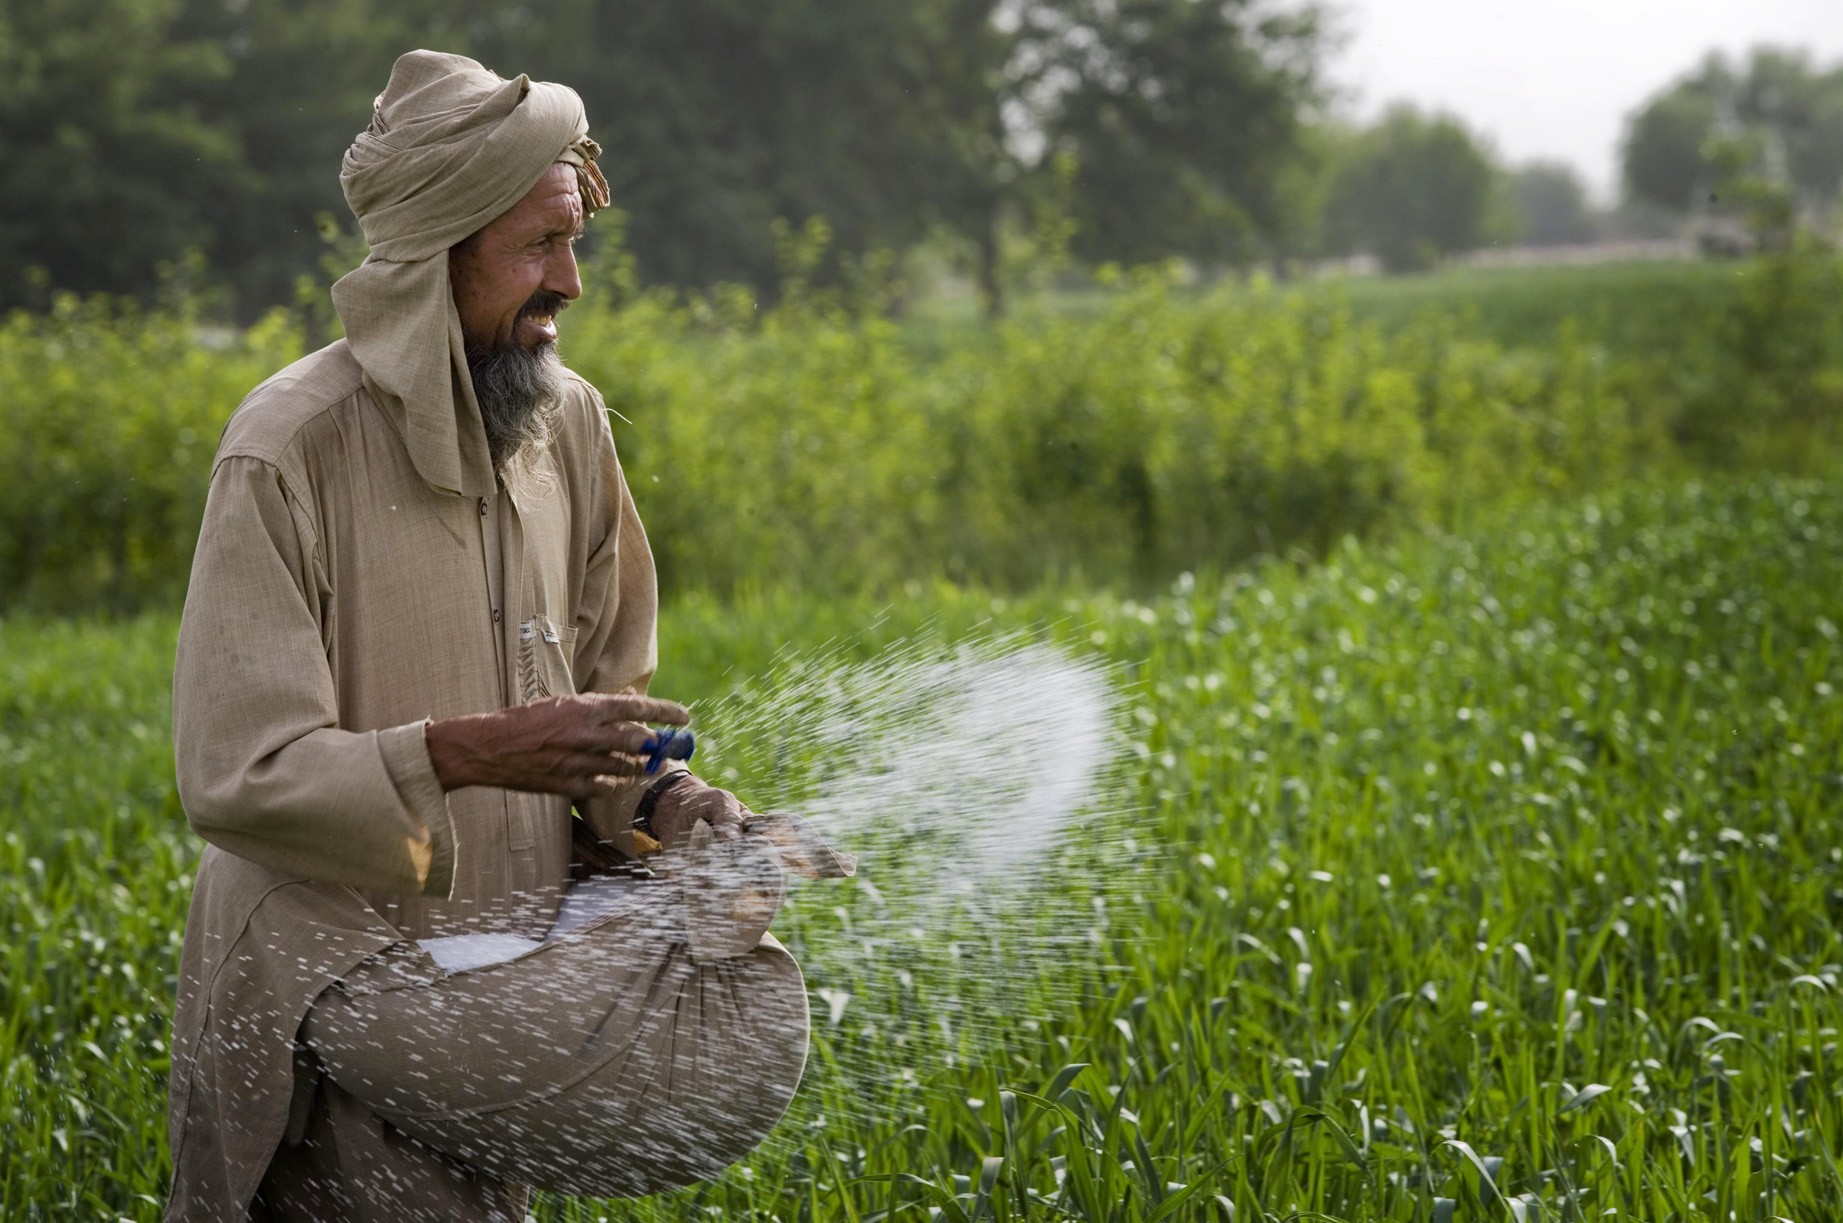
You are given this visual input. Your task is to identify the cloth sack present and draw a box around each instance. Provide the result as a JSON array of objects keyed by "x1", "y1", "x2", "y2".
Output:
[{"x1": 304, "y1": 814, "x2": 854, "y2": 1198}]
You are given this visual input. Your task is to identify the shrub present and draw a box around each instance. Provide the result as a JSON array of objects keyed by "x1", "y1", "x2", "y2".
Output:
[
  {"x1": 571, "y1": 269, "x2": 1659, "y2": 595},
  {"x1": 0, "y1": 297, "x2": 300, "y2": 613},
  {"x1": 1, "y1": 254, "x2": 1837, "y2": 614}
]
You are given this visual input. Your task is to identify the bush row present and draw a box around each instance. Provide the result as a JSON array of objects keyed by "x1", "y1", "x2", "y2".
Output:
[
  {"x1": 0, "y1": 301, "x2": 298, "y2": 613},
  {"x1": 2, "y1": 253, "x2": 1839, "y2": 613}
]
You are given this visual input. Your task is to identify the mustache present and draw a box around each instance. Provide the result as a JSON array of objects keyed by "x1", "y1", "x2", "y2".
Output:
[{"x1": 519, "y1": 291, "x2": 570, "y2": 321}]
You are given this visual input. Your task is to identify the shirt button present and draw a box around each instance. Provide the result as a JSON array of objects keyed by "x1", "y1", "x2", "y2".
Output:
[
  {"x1": 492, "y1": 608, "x2": 502, "y2": 623},
  {"x1": 479, "y1": 500, "x2": 488, "y2": 516}
]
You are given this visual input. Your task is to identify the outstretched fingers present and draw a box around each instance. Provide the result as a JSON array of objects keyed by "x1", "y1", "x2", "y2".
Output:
[
  {"x1": 583, "y1": 692, "x2": 690, "y2": 726},
  {"x1": 553, "y1": 719, "x2": 656, "y2": 758}
]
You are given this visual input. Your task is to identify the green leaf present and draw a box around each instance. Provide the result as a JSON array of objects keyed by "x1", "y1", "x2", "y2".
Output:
[
  {"x1": 1044, "y1": 1063, "x2": 1090, "y2": 1103},
  {"x1": 1441, "y1": 1139, "x2": 1511, "y2": 1215},
  {"x1": 1132, "y1": 1126, "x2": 1163, "y2": 1205},
  {"x1": 1557, "y1": 1083, "x2": 1612, "y2": 1115},
  {"x1": 1146, "y1": 1161, "x2": 1234, "y2": 1223},
  {"x1": 853, "y1": 1174, "x2": 971, "y2": 1223},
  {"x1": 969, "y1": 1155, "x2": 1004, "y2": 1223}
]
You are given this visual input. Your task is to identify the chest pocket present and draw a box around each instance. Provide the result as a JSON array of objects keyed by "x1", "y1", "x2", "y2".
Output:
[{"x1": 518, "y1": 615, "x2": 579, "y2": 701}]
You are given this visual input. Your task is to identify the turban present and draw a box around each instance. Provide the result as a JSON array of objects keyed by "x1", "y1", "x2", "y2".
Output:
[{"x1": 331, "y1": 51, "x2": 612, "y2": 498}]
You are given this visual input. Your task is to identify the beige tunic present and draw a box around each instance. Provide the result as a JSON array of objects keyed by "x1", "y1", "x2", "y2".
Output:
[{"x1": 165, "y1": 338, "x2": 662, "y2": 1219}]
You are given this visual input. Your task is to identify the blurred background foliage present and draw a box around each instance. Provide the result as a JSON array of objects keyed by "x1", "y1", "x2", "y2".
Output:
[
  {"x1": 4, "y1": 239, "x2": 1840, "y2": 614},
  {"x1": 0, "y1": 0, "x2": 1332, "y2": 317},
  {"x1": 3, "y1": 0, "x2": 1842, "y2": 317}
]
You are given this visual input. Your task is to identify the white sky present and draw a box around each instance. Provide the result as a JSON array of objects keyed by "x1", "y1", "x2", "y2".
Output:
[{"x1": 1328, "y1": 0, "x2": 1843, "y2": 202}]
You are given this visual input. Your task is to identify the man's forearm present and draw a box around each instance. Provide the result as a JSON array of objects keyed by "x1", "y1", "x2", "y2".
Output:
[{"x1": 422, "y1": 692, "x2": 689, "y2": 797}]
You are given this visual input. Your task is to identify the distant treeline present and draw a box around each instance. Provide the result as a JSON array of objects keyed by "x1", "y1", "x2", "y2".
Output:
[
  {"x1": 2, "y1": 0, "x2": 1327, "y2": 316},
  {"x1": 4, "y1": 1, "x2": 1840, "y2": 317}
]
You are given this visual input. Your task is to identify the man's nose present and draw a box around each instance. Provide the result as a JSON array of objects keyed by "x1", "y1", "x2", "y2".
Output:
[{"x1": 545, "y1": 243, "x2": 582, "y2": 302}]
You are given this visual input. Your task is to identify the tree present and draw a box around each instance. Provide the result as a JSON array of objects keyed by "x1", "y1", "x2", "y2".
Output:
[
  {"x1": 1509, "y1": 161, "x2": 1596, "y2": 247},
  {"x1": 0, "y1": 0, "x2": 475, "y2": 314},
  {"x1": 1014, "y1": 0, "x2": 1329, "y2": 273},
  {"x1": 1622, "y1": 68, "x2": 1723, "y2": 215},
  {"x1": 0, "y1": 0, "x2": 1336, "y2": 314},
  {"x1": 493, "y1": 0, "x2": 1331, "y2": 311},
  {"x1": 463, "y1": 0, "x2": 1009, "y2": 297},
  {"x1": 1621, "y1": 46, "x2": 1843, "y2": 227},
  {"x1": 0, "y1": 0, "x2": 243, "y2": 309},
  {"x1": 168, "y1": 0, "x2": 471, "y2": 313},
  {"x1": 1323, "y1": 104, "x2": 1500, "y2": 273}
]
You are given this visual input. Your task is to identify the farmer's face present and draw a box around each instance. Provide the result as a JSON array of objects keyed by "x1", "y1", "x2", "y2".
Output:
[{"x1": 450, "y1": 163, "x2": 584, "y2": 352}]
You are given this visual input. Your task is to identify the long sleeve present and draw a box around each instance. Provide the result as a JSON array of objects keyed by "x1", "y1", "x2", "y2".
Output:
[
  {"x1": 572, "y1": 405, "x2": 672, "y2": 838},
  {"x1": 572, "y1": 411, "x2": 659, "y2": 702},
  {"x1": 173, "y1": 456, "x2": 456, "y2": 897}
]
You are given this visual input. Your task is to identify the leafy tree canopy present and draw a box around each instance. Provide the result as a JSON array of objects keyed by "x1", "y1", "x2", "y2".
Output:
[
  {"x1": 1510, "y1": 161, "x2": 1597, "y2": 247},
  {"x1": 1622, "y1": 46, "x2": 1843, "y2": 217},
  {"x1": 1015, "y1": 0, "x2": 1328, "y2": 269},
  {"x1": 1323, "y1": 104, "x2": 1501, "y2": 273},
  {"x1": 0, "y1": 0, "x2": 1332, "y2": 315}
]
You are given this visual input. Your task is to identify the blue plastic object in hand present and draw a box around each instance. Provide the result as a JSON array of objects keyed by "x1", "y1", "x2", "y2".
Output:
[{"x1": 642, "y1": 727, "x2": 696, "y2": 775}]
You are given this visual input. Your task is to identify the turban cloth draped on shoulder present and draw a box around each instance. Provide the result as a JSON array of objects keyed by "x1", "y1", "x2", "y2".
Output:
[{"x1": 331, "y1": 50, "x2": 612, "y2": 498}]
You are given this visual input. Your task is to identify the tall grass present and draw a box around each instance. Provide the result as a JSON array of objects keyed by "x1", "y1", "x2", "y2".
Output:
[{"x1": 4, "y1": 253, "x2": 1840, "y2": 614}]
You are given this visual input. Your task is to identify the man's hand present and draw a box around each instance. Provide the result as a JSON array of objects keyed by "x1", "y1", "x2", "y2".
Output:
[
  {"x1": 425, "y1": 693, "x2": 690, "y2": 798},
  {"x1": 648, "y1": 779, "x2": 747, "y2": 847}
]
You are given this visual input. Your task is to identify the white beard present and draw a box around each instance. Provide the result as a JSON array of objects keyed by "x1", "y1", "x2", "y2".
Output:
[{"x1": 468, "y1": 339, "x2": 567, "y2": 494}]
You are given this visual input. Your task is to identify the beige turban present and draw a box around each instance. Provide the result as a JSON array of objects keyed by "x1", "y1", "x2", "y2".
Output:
[{"x1": 331, "y1": 50, "x2": 612, "y2": 498}]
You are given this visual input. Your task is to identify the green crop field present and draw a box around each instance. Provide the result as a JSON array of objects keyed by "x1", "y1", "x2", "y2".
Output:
[
  {"x1": 5, "y1": 474, "x2": 1842, "y2": 1220},
  {"x1": 903, "y1": 258, "x2": 1749, "y2": 358},
  {"x1": 1323, "y1": 258, "x2": 1751, "y2": 353}
]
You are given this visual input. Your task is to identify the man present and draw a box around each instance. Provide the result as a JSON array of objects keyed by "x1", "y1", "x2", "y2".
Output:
[{"x1": 164, "y1": 51, "x2": 846, "y2": 1221}]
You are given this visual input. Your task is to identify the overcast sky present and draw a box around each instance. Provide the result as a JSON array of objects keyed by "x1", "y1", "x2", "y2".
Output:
[{"x1": 1327, "y1": 0, "x2": 1843, "y2": 202}]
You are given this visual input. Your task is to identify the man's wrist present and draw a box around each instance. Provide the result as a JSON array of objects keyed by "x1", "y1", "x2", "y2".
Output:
[
  {"x1": 425, "y1": 714, "x2": 487, "y2": 792},
  {"x1": 632, "y1": 770, "x2": 694, "y2": 852}
]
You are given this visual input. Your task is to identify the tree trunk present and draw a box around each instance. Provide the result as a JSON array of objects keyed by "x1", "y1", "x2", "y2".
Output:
[{"x1": 976, "y1": 205, "x2": 1005, "y2": 319}]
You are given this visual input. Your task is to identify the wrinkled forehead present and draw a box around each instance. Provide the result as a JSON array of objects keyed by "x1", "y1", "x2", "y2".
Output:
[{"x1": 498, "y1": 163, "x2": 584, "y2": 236}]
